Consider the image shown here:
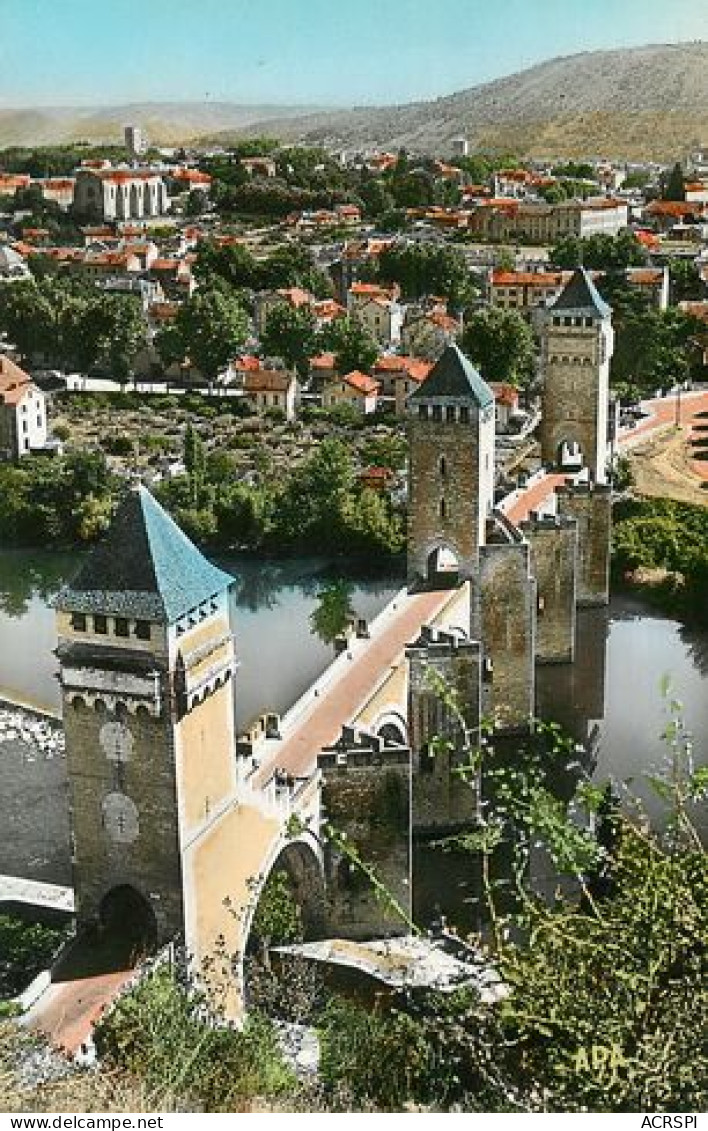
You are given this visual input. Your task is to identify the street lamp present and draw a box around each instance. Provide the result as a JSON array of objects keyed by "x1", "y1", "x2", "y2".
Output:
[{"x1": 675, "y1": 381, "x2": 682, "y2": 428}]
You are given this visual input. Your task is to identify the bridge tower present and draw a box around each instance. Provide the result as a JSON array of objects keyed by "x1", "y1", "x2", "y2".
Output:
[
  {"x1": 55, "y1": 487, "x2": 236, "y2": 945},
  {"x1": 540, "y1": 267, "x2": 614, "y2": 484},
  {"x1": 407, "y1": 344, "x2": 495, "y2": 586}
]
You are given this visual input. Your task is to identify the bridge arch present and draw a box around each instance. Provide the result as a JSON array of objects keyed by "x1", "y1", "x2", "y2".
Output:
[
  {"x1": 425, "y1": 540, "x2": 460, "y2": 587},
  {"x1": 243, "y1": 836, "x2": 325, "y2": 951},
  {"x1": 373, "y1": 710, "x2": 408, "y2": 747}
]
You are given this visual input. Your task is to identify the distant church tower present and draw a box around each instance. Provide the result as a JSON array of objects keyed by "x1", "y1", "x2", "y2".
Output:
[
  {"x1": 540, "y1": 267, "x2": 614, "y2": 484},
  {"x1": 407, "y1": 344, "x2": 495, "y2": 585},
  {"x1": 55, "y1": 487, "x2": 236, "y2": 944}
]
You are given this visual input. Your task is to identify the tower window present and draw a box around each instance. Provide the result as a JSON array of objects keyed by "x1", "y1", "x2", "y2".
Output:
[
  {"x1": 432, "y1": 405, "x2": 442, "y2": 422},
  {"x1": 115, "y1": 618, "x2": 129, "y2": 638},
  {"x1": 418, "y1": 405, "x2": 428, "y2": 420},
  {"x1": 440, "y1": 498, "x2": 447, "y2": 520},
  {"x1": 135, "y1": 620, "x2": 151, "y2": 641},
  {"x1": 460, "y1": 407, "x2": 469, "y2": 424},
  {"x1": 439, "y1": 456, "x2": 447, "y2": 479},
  {"x1": 93, "y1": 615, "x2": 108, "y2": 635},
  {"x1": 71, "y1": 613, "x2": 87, "y2": 632},
  {"x1": 445, "y1": 406, "x2": 456, "y2": 422}
]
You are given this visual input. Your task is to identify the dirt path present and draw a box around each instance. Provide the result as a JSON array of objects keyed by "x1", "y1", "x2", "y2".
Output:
[{"x1": 622, "y1": 392, "x2": 708, "y2": 508}]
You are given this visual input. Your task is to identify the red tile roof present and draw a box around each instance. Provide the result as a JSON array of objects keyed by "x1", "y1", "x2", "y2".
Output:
[
  {"x1": 343, "y1": 370, "x2": 380, "y2": 396},
  {"x1": 0, "y1": 357, "x2": 33, "y2": 405}
]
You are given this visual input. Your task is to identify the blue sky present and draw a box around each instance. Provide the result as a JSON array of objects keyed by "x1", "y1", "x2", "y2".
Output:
[{"x1": 1, "y1": 0, "x2": 707, "y2": 108}]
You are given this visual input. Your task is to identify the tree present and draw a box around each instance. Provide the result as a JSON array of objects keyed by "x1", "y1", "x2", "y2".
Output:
[
  {"x1": 275, "y1": 439, "x2": 355, "y2": 550},
  {"x1": 551, "y1": 231, "x2": 647, "y2": 271},
  {"x1": 309, "y1": 580, "x2": 355, "y2": 645},
  {"x1": 668, "y1": 259, "x2": 702, "y2": 303},
  {"x1": 320, "y1": 316, "x2": 378, "y2": 376},
  {"x1": 377, "y1": 243, "x2": 472, "y2": 306},
  {"x1": 663, "y1": 161, "x2": 686, "y2": 202},
  {"x1": 358, "y1": 176, "x2": 394, "y2": 219},
  {"x1": 174, "y1": 289, "x2": 249, "y2": 381},
  {"x1": 87, "y1": 293, "x2": 147, "y2": 384},
  {"x1": 462, "y1": 306, "x2": 534, "y2": 387},
  {"x1": 261, "y1": 303, "x2": 317, "y2": 377}
]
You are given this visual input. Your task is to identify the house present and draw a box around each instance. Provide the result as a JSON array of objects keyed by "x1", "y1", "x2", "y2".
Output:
[
  {"x1": 35, "y1": 178, "x2": 76, "y2": 210},
  {"x1": 243, "y1": 368, "x2": 298, "y2": 420},
  {"x1": 644, "y1": 199, "x2": 708, "y2": 232},
  {"x1": 323, "y1": 370, "x2": 380, "y2": 414},
  {"x1": 355, "y1": 296, "x2": 403, "y2": 346},
  {"x1": 0, "y1": 357, "x2": 49, "y2": 460},
  {"x1": 489, "y1": 382, "x2": 520, "y2": 431},
  {"x1": 467, "y1": 198, "x2": 628, "y2": 242},
  {"x1": 623, "y1": 266, "x2": 669, "y2": 310},
  {"x1": 371, "y1": 355, "x2": 433, "y2": 414},
  {"x1": 307, "y1": 352, "x2": 338, "y2": 393},
  {"x1": 241, "y1": 157, "x2": 277, "y2": 178},
  {"x1": 255, "y1": 287, "x2": 314, "y2": 335},
  {"x1": 489, "y1": 269, "x2": 569, "y2": 320},
  {"x1": 148, "y1": 257, "x2": 195, "y2": 301},
  {"x1": 226, "y1": 354, "x2": 262, "y2": 387},
  {"x1": 401, "y1": 309, "x2": 461, "y2": 360},
  {"x1": 0, "y1": 244, "x2": 31, "y2": 282}
]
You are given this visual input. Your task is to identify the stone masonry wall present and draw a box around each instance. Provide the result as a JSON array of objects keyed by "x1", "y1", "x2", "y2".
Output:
[
  {"x1": 408, "y1": 415, "x2": 483, "y2": 582},
  {"x1": 63, "y1": 694, "x2": 183, "y2": 941},
  {"x1": 556, "y1": 483, "x2": 611, "y2": 605},
  {"x1": 319, "y1": 746, "x2": 411, "y2": 939},
  {"x1": 478, "y1": 543, "x2": 535, "y2": 731},
  {"x1": 407, "y1": 636, "x2": 481, "y2": 831},
  {"x1": 520, "y1": 515, "x2": 578, "y2": 663},
  {"x1": 540, "y1": 323, "x2": 606, "y2": 481}
]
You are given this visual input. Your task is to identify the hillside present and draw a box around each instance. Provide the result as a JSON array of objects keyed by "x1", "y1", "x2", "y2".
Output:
[
  {"x1": 0, "y1": 102, "x2": 326, "y2": 149},
  {"x1": 207, "y1": 42, "x2": 708, "y2": 161}
]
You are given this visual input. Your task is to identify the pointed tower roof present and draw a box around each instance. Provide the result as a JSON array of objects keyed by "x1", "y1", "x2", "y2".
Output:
[
  {"x1": 56, "y1": 487, "x2": 234, "y2": 623},
  {"x1": 409, "y1": 344, "x2": 494, "y2": 409},
  {"x1": 551, "y1": 266, "x2": 611, "y2": 319}
]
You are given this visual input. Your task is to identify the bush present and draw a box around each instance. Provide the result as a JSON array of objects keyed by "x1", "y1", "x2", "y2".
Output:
[{"x1": 95, "y1": 966, "x2": 295, "y2": 1110}]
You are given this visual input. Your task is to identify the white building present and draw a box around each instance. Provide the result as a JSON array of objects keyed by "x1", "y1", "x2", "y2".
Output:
[
  {"x1": 0, "y1": 357, "x2": 49, "y2": 460},
  {"x1": 73, "y1": 168, "x2": 168, "y2": 222}
]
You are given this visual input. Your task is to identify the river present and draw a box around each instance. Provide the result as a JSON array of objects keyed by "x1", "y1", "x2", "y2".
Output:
[{"x1": 1, "y1": 549, "x2": 706, "y2": 896}]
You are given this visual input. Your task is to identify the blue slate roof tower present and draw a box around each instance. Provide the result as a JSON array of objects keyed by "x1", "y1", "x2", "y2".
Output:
[
  {"x1": 55, "y1": 487, "x2": 237, "y2": 949},
  {"x1": 56, "y1": 486, "x2": 233, "y2": 623},
  {"x1": 407, "y1": 344, "x2": 496, "y2": 585},
  {"x1": 540, "y1": 267, "x2": 614, "y2": 483}
]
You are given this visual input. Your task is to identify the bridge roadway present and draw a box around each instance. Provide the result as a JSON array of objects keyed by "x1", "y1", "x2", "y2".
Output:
[{"x1": 251, "y1": 585, "x2": 456, "y2": 789}]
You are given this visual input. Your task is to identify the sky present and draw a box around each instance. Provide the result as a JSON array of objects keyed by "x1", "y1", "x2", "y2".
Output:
[{"x1": 1, "y1": 0, "x2": 708, "y2": 109}]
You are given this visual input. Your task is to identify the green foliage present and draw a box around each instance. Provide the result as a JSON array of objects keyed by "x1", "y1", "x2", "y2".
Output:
[
  {"x1": 319, "y1": 998, "x2": 439, "y2": 1110},
  {"x1": 309, "y1": 580, "x2": 355, "y2": 645},
  {"x1": 662, "y1": 162, "x2": 686, "y2": 202},
  {"x1": 612, "y1": 497, "x2": 708, "y2": 623},
  {"x1": 95, "y1": 966, "x2": 294, "y2": 1110},
  {"x1": 320, "y1": 316, "x2": 378, "y2": 376},
  {"x1": 462, "y1": 306, "x2": 534, "y2": 387},
  {"x1": 0, "y1": 452, "x2": 115, "y2": 546},
  {"x1": 261, "y1": 302, "x2": 318, "y2": 376},
  {"x1": 376, "y1": 242, "x2": 472, "y2": 306},
  {"x1": 668, "y1": 259, "x2": 703, "y2": 303},
  {"x1": 250, "y1": 869, "x2": 303, "y2": 949},
  {"x1": 551, "y1": 231, "x2": 648, "y2": 270},
  {"x1": 172, "y1": 288, "x2": 250, "y2": 380},
  {"x1": 0, "y1": 915, "x2": 67, "y2": 999},
  {"x1": 0, "y1": 277, "x2": 146, "y2": 378}
]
